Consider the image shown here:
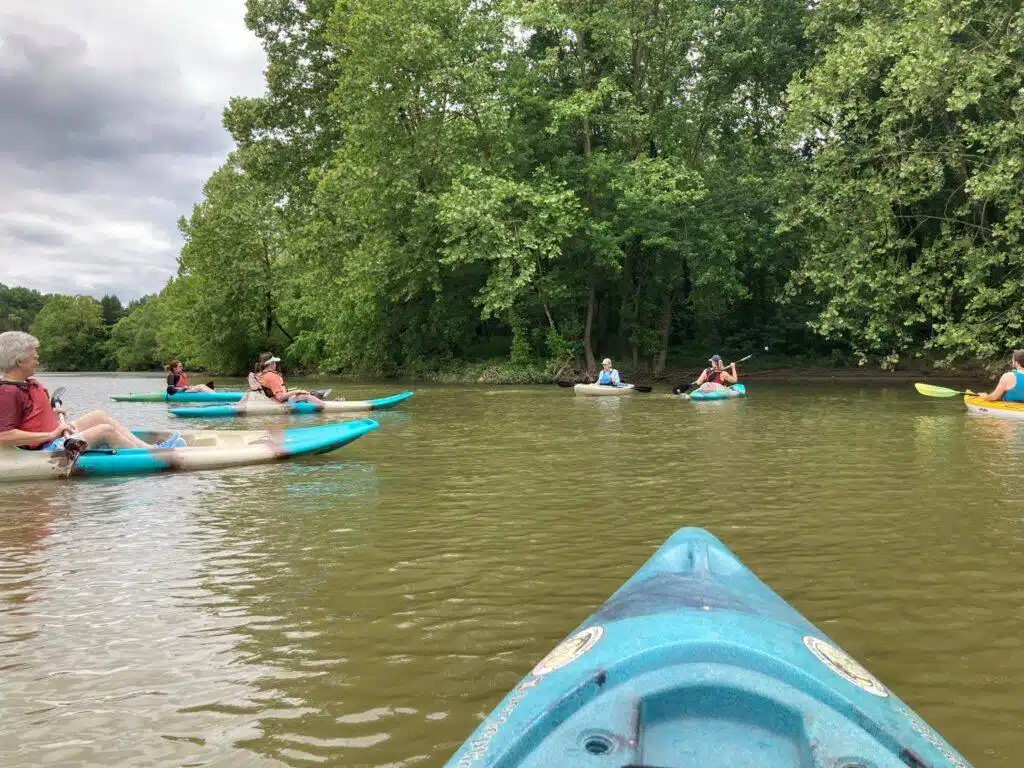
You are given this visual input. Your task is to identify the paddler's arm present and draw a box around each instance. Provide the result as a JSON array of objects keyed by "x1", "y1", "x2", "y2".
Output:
[
  {"x1": 0, "y1": 424, "x2": 71, "y2": 447},
  {"x1": 612, "y1": 370, "x2": 621, "y2": 386},
  {"x1": 694, "y1": 369, "x2": 708, "y2": 386},
  {"x1": 721, "y1": 363, "x2": 738, "y2": 385},
  {"x1": 980, "y1": 372, "x2": 1014, "y2": 401}
]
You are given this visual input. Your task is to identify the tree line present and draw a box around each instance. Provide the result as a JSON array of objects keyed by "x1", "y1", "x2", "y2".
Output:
[
  {"x1": 13, "y1": 0, "x2": 1024, "y2": 376},
  {"x1": 0, "y1": 283, "x2": 135, "y2": 371}
]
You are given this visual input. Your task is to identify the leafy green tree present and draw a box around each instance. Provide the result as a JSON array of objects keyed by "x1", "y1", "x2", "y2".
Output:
[
  {"x1": 164, "y1": 155, "x2": 296, "y2": 374},
  {"x1": 99, "y1": 295, "x2": 124, "y2": 326},
  {"x1": 0, "y1": 284, "x2": 47, "y2": 332},
  {"x1": 107, "y1": 296, "x2": 168, "y2": 371},
  {"x1": 29, "y1": 296, "x2": 107, "y2": 371},
  {"x1": 783, "y1": 0, "x2": 1024, "y2": 367}
]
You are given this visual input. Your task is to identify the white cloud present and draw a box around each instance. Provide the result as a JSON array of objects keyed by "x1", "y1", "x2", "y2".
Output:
[{"x1": 0, "y1": 0, "x2": 268, "y2": 299}]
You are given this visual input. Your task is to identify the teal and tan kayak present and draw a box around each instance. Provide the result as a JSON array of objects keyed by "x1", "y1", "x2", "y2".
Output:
[
  {"x1": 687, "y1": 383, "x2": 746, "y2": 401},
  {"x1": 446, "y1": 527, "x2": 970, "y2": 767},
  {"x1": 169, "y1": 391, "x2": 414, "y2": 418},
  {"x1": 111, "y1": 391, "x2": 244, "y2": 403},
  {"x1": 0, "y1": 419, "x2": 378, "y2": 483}
]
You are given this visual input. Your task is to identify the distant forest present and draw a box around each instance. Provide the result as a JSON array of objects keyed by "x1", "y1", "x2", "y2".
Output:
[{"x1": 6, "y1": 0, "x2": 1022, "y2": 377}]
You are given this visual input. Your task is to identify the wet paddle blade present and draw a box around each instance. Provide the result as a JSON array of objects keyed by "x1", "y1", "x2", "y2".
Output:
[{"x1": 914, "y1": 383, "x2": 962, "y2": 398}]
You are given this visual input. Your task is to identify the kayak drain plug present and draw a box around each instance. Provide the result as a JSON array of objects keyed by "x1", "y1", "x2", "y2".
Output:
[{"x1": 583, "y1": 733, "x2": 614, "y2": 755}]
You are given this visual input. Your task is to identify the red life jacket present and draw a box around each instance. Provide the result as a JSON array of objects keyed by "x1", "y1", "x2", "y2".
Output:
[
  {"x1": 0, "y1": 378, "x2": 59, "y2": 436},
  {"x1": 167, "y1": 371, "x2": 190, "y2": 390}
]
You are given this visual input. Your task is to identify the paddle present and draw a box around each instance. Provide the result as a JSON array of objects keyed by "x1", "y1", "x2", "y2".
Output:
[
  {"x1": 48, "y1": 387, "x2": 88, "y2": 473},
  {"x1": 673, "y1": 350, "x2": 763, "y2": 396},
  {"x1": 914, "y1": 383, "x2": 977, "y2": 398}
]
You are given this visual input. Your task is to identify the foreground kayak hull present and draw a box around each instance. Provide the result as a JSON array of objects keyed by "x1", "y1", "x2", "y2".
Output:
[
  {"x1": 964, "y1": 395, "x2": 1024, "y2": 420},
  {"x1": 110, "y1": 391, "x2": 245, "y2": 403},
  {"x1": 574, "y1": 383, "x2": 635, "y2": 396},
  {"x1": 169, "y1": 391, "x2": 415, "y2": 418},
  {"x1": 446, "y1": 527, "x2": 969, "y2": 768},
  {"x1": 0, "y1": 419, "x2": 378, "y2": 482},
  {"x1": 688, "y1": 383, "x2": 746, "y2": 401}
]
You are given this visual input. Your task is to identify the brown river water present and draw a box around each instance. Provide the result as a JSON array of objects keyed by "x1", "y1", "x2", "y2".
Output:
[{"x1": 0, "y1": 374, "x2": 1021, "y2": 766}]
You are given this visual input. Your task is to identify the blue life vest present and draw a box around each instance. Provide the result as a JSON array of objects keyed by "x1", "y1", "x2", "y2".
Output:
[
  {"x1": 1004, "y1": 370, "x2": 1024, "y2": 402},
  {"x1": 597, "y1": 369, "x2": 618, "y2": 386}
]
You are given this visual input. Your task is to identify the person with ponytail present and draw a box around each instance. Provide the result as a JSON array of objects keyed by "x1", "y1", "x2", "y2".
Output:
[{"x1": 165, "y1": 360, "x2": 214, "y2": 396}]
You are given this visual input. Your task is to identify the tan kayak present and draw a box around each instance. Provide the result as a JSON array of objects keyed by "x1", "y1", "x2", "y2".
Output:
[
  {"x1": 0, "y1": 420, "x2": 378, "y2": 483},
  {"x1": 573, "y1": 383, "x2": 635, "y2": 396}
]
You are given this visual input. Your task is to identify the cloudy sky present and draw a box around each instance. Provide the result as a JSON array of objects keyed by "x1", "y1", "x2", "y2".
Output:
[{"x1": 0, "y1": 1, "x2": 267, "y2": 300}]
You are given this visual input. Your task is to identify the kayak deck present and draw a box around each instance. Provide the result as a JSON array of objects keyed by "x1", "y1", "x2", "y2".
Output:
[
  {"x1": 169, "y1": 391, "x2": 414, "y2": 417},
  {"x1": 0, "y1": 420, "x2": 378, "y2": 482},
  {"x1": 446, "y1": 527, "x2": 969, "y2": 767}
]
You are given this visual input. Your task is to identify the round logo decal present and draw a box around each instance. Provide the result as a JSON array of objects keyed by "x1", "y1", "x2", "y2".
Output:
[
  {"x1": 531, "y1": 626, "x2": 604, "y2": 677},
  {"x1": 803, "y1": 636, "x2": 888, "y2": 697}
]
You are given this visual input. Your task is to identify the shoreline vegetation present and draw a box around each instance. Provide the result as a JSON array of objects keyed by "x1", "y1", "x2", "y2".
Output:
[{"x1": 5, "y1": 0, "x2": 1022, "y2": 383}]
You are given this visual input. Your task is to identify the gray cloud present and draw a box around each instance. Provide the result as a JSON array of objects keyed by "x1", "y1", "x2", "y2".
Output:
[{"x1": 0, "y1": 0, "x2": 267, "y2": 299}]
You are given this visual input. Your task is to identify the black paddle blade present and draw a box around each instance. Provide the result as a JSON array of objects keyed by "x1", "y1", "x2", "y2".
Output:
[
  {"x1": 311, "y1": 388, "x2": 332, "y2": 400},
  {"x1": 61, "y1": 437, "x2": 89, "y2": 477},
  {"x1": 555, "y1": 380, "x2": 576, "y2": 388},
  {"x1": 634, "y1": 385, "x2": 653, "y2": 393},
  {"x1": 49, "y1": 386, "x2": 67, "y2": 408},
  {"x1": 206, "y1": 380, "x2": 216, "y2": 389}
]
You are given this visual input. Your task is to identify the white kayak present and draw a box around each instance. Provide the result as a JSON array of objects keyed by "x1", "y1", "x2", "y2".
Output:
[
  {"x1": 170, "y1": 391, "x2": 414, "y2": 418},
  {"x1": 0, "y1": 420, "x2": 378, "y2": 483},
  {"x1": 573, "y1": 383, "x2": 635, "y2": 397}
]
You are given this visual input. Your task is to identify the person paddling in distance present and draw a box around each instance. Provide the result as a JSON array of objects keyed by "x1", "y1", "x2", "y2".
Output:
[
  {"x1": 0, "y1": 331, "x2": 185, "y2": 451},
  {"x1": 596, "y1": 357, "x2": 623, "y2": 387},
  {"x1": 165, "y1": 360, "x2": 214, "y2": 396},
  {"x1": 978, "y1": 349, "x2": 1024, "y2": 403},
  {"x1": 693, "y1": 354, "x2": 738, "y2": 392},
  {"x1": 249, "y1": 353, "x2": 326, "y2": 405}
]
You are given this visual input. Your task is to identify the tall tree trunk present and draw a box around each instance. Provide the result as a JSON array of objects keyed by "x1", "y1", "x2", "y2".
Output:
[
  {"x1": 656, "y1": 292, "x2": 673, "y2": 376},
  {"x1": 584, "y1": 280, "x2": 596, "y2": 376}
]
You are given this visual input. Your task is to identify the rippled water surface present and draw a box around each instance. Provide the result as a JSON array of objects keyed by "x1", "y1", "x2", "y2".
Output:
[{"x1": 1, "y1": 375, "x2": 1021, "y2": 766}]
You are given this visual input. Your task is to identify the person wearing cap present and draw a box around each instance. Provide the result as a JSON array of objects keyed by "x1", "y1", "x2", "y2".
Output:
[
  {"x1": 595, "y1": 357, "x2": 623, "y2": 387},
  {"x1": 693, "y1": 354, "x2": 738, "y2": 390},
  {"x1": 249, "y1": 352, "x2": 325, "y2": 405}
]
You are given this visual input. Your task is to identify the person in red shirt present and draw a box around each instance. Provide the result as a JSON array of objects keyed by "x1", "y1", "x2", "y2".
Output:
[
  {"x1": 0, "y1": 331, "x2": 184, "y2": 451},
  {"x1": 249, "y1": 353, "x2": 325, "y2": 405}
]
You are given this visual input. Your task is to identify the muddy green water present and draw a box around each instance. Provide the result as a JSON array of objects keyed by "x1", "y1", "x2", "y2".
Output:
[{"x1": 1, "y1": 375, "x2": 1021, "y2": 766}]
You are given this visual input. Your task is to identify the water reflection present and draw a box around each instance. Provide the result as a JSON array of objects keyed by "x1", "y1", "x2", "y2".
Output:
[{"x1": 1, "y1": 378, "x2": 1021, "y2": 766}]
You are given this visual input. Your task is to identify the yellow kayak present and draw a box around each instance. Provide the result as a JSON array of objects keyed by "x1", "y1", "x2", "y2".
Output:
[{"x1": 964, "y1": 394, "x2": 1024, "y2": 420}]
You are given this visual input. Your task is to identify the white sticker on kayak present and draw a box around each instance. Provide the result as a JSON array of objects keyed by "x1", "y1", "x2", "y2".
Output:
[
  {"x1": 803, "y1": 636, "x2": 888, "y2": 697},
  {"x1": 531, "y1": 626, "x2": 603, "y2": 677}
]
